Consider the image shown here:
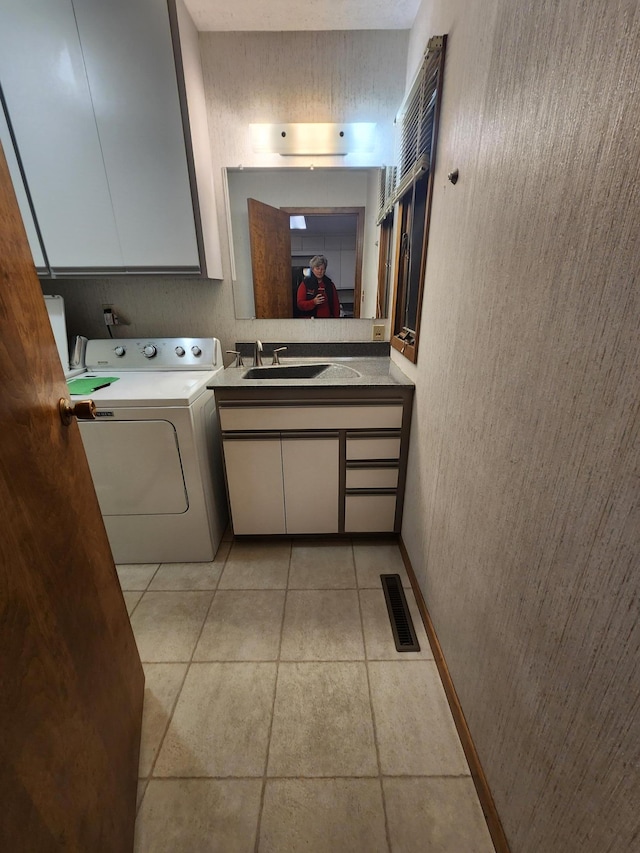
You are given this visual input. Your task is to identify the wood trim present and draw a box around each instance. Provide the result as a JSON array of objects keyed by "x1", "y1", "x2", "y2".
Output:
[
  {"x1": 376, "y1": 213, "x2": 393, "y2": 318},
  {"x1": 390, "y1": 38, "x2": 447, "y2": 365},
  {"x1": 390, "y1": 334, "x2": 417, "y2": 363},
  {"x1": 398, "y1": 536, "x2": 512, "y2": 853}
]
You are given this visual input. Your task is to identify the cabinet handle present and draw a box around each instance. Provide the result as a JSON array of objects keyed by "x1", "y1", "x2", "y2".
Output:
[
  {"x1": 223, "y1": 432, "x2": 279, "y2": 441},
  {"x1": 281, "y1": 431, "x2": 340, "y2": 440}
]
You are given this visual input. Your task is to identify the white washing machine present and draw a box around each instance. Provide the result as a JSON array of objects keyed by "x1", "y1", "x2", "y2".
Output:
[
  {"x1": 70, "y1": 337, "x2": 228, "y2": 564},
  {"x1": 44, "y1": 294, "x2": 87, "y2": 378}
]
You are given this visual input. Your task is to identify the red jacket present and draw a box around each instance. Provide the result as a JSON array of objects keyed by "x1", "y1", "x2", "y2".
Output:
[{"x1": 296, "y1": 276, "x2": 341, "y2": 318}]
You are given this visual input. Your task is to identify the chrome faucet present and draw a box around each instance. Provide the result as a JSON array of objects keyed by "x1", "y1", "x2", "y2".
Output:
[
  {"x1": 225, "y1": 350, "x2": 244, "y2": 368},
  {"x1": 254, "y1": 340, "x2": 263, "y2": 366},
  {"x1": 272, "y1": 346, "x2": 287, "y2": 365}
]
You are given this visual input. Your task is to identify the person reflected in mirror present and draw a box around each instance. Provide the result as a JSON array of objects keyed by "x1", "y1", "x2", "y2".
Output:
[{"x1": 296, "y1": 255, "x2": 341, "y2": 318}]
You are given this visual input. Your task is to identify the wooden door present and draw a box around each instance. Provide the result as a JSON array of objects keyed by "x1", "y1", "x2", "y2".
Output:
[
  {"x1": 247, "y1": 197, "x2": 292, "y2": 318},
  {"x1": 0, "y1": 143, "x2": 144, "y2": 849}
]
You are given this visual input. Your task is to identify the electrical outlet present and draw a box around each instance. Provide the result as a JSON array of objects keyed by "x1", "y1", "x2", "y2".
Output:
[
  {"x1": 102, "y1": 304, "x2": 119, "y2": 326},
  {"x1": 372, "y1": 324, "x2": 385, "y2": 341}
]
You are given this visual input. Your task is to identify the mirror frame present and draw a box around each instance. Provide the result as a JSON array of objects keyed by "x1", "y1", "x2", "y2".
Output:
[{"x1": 224, "y1": 166, "x2": 385, "y2": 320}]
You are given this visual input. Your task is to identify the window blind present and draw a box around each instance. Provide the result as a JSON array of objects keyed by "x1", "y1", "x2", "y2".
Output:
[{"x1": 377, "y1": 35, "x2": 447, "y2": 223}]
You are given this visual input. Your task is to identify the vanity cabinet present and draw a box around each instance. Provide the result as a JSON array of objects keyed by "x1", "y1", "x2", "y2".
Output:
[
  {"x1": 216, "y1": 389, "x2": 413, "y2": 536},
  {"x1": 0, "y1": 0, "x2": 221, "y2": 277}
]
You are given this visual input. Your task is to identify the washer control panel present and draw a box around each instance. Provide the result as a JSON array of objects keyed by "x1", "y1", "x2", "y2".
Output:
[{"x1": 85, "y1": 338, "x2": 221, "y2": 371}]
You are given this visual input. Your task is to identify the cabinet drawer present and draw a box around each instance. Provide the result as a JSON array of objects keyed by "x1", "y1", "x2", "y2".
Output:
[
  {"x1": 219, "y1": 404, "x2": 403, "y2": 432},
  {"x1": 344, "y1": 495, "x2": 397, "y2": 533},
  {"x1": 346, "y1": 437, "x2": 401, "y2": 460},
  {"x1": 345, "y1": 468, "x2": 399, "y2": 489}
]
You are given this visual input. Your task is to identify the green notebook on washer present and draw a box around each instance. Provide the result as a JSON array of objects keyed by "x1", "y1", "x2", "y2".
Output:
[{"x1": 67, "y1": 376, "x2": 120, "y2": 395}]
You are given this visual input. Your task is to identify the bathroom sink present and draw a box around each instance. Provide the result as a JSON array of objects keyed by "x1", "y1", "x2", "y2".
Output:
[{"x1": 242, "y1": 363, "x2": 330, "y2": 379}]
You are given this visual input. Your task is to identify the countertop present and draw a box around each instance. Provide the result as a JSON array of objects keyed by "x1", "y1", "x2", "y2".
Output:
[{"x1": 208, "y1": 356, "x2": 414, "y2": 390}]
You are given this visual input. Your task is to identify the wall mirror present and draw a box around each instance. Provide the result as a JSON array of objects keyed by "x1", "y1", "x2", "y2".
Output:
[{"x1": 225, "y1": 167, "x2": 385, "y2": 320}]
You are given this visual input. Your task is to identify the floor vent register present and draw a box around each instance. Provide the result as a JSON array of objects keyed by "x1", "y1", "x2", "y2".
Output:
[{"x1": 380, "y1": 574, "x2": 421, "y2": 652}]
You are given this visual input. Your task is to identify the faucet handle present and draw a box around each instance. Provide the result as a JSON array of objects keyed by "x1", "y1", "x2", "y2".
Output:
[
  {"x1": 272, "y1": 346, "x2": 287, "y2": 365},
  {"x1": 225, "y1": 350, "x2": 244, "y2": 368}
]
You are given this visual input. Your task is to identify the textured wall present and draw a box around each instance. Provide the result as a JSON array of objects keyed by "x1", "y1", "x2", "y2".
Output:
[
  {"x1": 46, "y1": 29, "x2": 408, "y2": 354},
  {"x1": 399, "y1": 0, "x2": 640, "y2": 850}
]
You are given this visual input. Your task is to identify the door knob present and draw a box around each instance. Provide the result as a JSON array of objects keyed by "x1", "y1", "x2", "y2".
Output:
[{"x1": 59, "y1": 398, "x2": 97, "y2": 426}]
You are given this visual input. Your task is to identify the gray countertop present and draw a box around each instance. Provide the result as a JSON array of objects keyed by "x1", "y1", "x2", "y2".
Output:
[{"x1": 208, "y1": 356, "x2": 414, "y2": 390}]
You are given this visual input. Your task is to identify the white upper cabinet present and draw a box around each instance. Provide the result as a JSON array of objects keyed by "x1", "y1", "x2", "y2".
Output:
[
  {"x1": 0, "y1": 103, "x2": 47, "y2": 271},
  {"x1": 0, "y1": 0, "x2": 221, "y2": 276},
  {"x1": 0, "y1": 0, "x2": 122, "y2": 270}
]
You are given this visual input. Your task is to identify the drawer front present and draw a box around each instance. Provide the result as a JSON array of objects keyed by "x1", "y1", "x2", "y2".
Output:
[
  {"x1": 346, "y1": 437, "x2": 401, "y2": 460},
  {"x1": 345, "y1": 468, "x2": 399, "y2": 489},
  {"x1": 219, "y1": 404, "x2": 403, "y2": 432},
  {"x1": 344, "y1": 494, "x2": 397, "y2": 533}
]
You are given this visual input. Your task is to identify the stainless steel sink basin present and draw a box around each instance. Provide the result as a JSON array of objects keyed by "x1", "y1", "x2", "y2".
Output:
[{"x1": 242, "y1": 363, "x2": 330, "y2": 379}]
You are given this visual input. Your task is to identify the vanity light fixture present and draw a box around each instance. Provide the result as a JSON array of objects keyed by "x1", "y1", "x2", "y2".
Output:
[{"x1": 250, "y1": 122, "x2": 376, "y2": 156}]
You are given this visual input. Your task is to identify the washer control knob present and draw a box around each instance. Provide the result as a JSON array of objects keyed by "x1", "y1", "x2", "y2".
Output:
[
  {"x1": 175, "y1": 346, "x2": 185, "y2": 357},
  {"x1": 143, "y1": 344, "x2": 157, "y2": 358},
  {"x1": 191, "y1": 345, "x2": 202, "y2": 357},
  {"x1": 114, "y1": 345, "x2": 126, "y2": 357}
]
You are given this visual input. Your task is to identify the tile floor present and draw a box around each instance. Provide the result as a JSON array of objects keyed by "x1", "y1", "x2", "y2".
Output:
[{"x1": 119, "y1": 536, "x2": 495, "y2": 852}]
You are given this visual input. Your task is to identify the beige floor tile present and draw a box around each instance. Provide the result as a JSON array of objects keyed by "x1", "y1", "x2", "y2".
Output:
[
  {"x1": 353, "y1": 542, "x2": 411, "y2": 588},
  {"x1": 138, "y1": 663, "x2": 188, "y2": 778},
  {"x1": 360, "y1": 588, "x2": 432, "y2": 661},
  {"x1": 129, "y1": 592, "x2": 213, "y2": 662},
  {"x1": 289, "y1": 541, "x2": 356, "y2": 588},
  {"x1": 154, "y1": 662, "x2": 277, "y2": 777},
  {"x1": 384, "y1": 777, "x2": 495, "y2": 853},
  {"x1": 148, "y1": 560, "x2": 224, "y2": 591},
  {"x1": 218, "y1": 540, "x2": 291, "y2": 589},
  {"x1": 215, "y1": 539, "x2": 232, "y2": 559},
  {"x1": 193, "y1": 590, "x2": 285, "y2": 661},
  {"x1": 134, "y1": 779, "x2": 262, "y2": 852},
  {"x1": 136, "y1": 779, "x2": 148, "y2": 812},
  {"x1": 369, "y1": 661, "x2": 469, "y2": 776},
  {"x1": 116, "y1": 563, "x2": 160, "y2": 591},
  {"x1": 123, "y1": 590, "x2": 143, "y2": 615},
  {"x1": 260, "y1": 778, "x2": 388, "y2": 853},
  {"x1": 280, "y1": 590, "x2": 365, "y2": 660},
  {"x1": 268, "y1": 662, "x2": 378, "y2": 777}
]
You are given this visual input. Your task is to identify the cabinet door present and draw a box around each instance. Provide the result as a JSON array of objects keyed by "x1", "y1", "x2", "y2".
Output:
[
  {"x1": 0, "y1": 0, "x2": 122, "y2": 269},
  {"x1": 0, "y1": 108, "x2": 46, "y2": 272},
  {"x1": 223, "y1": 438, "x2": 285, "y2": 535},
  {"x1": 282, "y1": 436, "x2": 340, "y2": 534},
  {"x1": 73, "y1": 0, "x2": 200, "y2": 270}
]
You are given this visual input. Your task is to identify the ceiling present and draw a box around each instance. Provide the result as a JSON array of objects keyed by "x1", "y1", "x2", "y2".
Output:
[{"x1": 183, "y1": 0, "x2": 421, "y2": 32}]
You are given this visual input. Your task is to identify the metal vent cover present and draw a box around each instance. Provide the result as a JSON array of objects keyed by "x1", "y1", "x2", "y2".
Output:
[{"x1": 380, "y1": 574, "x2": 421, "y2": 652}]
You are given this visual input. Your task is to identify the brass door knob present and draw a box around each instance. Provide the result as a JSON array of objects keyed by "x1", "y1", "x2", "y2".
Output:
[{"x1": 59, "y1": 398, "x2": 97, "y2": 426}]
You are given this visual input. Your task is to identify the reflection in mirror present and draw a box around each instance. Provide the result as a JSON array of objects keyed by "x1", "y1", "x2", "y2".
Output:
[
  {"x1": 249, "y1": 202, "x2": 364, "y2": 319},
  {"x1": 226, "y1": 167, "x2": 385, "y2": 319}
]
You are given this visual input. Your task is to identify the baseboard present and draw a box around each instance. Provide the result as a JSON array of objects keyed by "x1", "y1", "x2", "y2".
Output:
[{"x1": 398, "y1": 536, "x2": 511, "y2": 853}]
